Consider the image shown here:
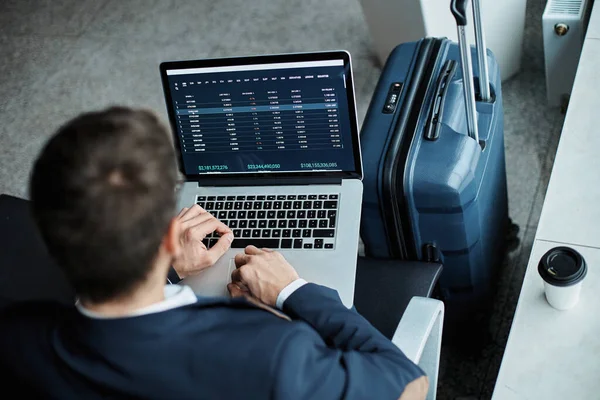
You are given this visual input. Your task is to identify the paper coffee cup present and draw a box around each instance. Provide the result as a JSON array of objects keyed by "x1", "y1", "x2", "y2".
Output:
[{"x1": 538, "y1": 246, "x2": 587, "y2": 310}]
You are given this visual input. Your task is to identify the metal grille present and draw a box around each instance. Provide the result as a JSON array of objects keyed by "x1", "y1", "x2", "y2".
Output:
[{"x1": 546, "y1": 0, "x2": 585, "y2": 16}]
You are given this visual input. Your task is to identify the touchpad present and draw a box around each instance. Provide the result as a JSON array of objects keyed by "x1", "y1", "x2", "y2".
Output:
[
  {"x1": 227, "y1": 258, "x2": 236, "y2": 284},
  {"x1": 179, "y1": 258, "x2": 233, "y2": 298}
]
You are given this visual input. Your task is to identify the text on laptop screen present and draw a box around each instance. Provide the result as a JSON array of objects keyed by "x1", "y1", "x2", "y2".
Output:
[{"x1": 166, "y1": 59, "x2": 356, "y2": 175}]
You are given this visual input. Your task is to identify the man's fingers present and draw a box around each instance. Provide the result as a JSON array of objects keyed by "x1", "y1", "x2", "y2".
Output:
[
  {"x1": 231, "y1": 266, "x2": 243, "y2": 284},
  {"x1": 207, "y1": 233, "x2": 234, "y2": 262},
  {"x1": 210, "y1": 215, "x2": 233, "y2": 236},
  {"x1": 178, "y1": 204, "x2": 200, "y2": 219},
  {"x1": 234, "y1": 280, "x2": 250, "y2": 292},
  {"x1": 227, "y1": 283, "x2": 247, "y2": 298},
  {"x1": 234, "y1": 253, "x2": 250, "y2": 268},
  {"x1": 186, "y1": 218, "x2": 229, "y2": 240},
  {"x1": 179, "y1": 204, "x2": 205, "y2": 223},
  {"x1": 244, "y1": 245, "x2": 263, "y2": 255},
  {"x1": 182, "y1": 212, "x2": 231, "y2": 234},
  {"x1": 214, "y1": 223, "x2": 233, "y2": 236},
  {"x1": 179, "y1": 212, "x2": 214, "y2": 231}
]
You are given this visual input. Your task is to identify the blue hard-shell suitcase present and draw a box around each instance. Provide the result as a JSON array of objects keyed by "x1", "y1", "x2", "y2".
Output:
[{"x1": 359, "y1": 0, "x2": 516, "y2": 335}]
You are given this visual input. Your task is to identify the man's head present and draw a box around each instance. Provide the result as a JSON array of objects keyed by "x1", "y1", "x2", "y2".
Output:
[{"x1": 30, "y1": 106, "x2": 179, "y2": 304}]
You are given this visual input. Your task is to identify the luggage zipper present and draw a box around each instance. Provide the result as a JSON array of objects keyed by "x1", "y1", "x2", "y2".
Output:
[{"x1": 381, "y1": 38, "x2": 444, "y2": 259}]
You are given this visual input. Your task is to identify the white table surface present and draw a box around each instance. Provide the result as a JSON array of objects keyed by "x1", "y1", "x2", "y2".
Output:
[
  {"x1": 534, "y1": 37, "x2": 600, "y2": 249},
  {"x1": 492, "y1": 241, "x2": 600, "y2": 399},
  {"x1": 492, "y1": 8, "x2": 600, "y2": 399},
  {"x1": 585, "y1": 1, "x2": 600, "y2": 40}
]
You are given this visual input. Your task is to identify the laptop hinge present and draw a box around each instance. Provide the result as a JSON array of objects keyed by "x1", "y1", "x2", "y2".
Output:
[{"x1": 197, "y1": 177, "x2": 343, "y2": 187}]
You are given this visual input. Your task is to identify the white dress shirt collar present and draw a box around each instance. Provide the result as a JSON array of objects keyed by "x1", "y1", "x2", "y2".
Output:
[{"x1": 76, "y1": 284, "x2": 197, "y2": 319}]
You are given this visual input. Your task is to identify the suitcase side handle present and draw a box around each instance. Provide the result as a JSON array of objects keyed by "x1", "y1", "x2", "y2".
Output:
[
  {"x1": 450, "y1": 0, "x2": 479, "y2": 144},
  {"x1": 425, "y1": 60, "x2": 457, "y2": 141}
]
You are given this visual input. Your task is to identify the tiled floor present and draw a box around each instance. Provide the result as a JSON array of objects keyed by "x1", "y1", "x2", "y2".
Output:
[{"x1": 0, "y1": 0, "x2": 566, "y2": 398}]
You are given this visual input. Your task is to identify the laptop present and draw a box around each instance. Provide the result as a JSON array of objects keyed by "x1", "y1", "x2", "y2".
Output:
[{"x1": 159, "y1": 51, "x2": 363, "y2": 307}]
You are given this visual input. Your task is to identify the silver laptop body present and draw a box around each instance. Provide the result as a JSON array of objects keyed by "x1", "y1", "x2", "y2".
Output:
[{"x1": 160, "y1": 51, "x2": 363, "y2": 307}]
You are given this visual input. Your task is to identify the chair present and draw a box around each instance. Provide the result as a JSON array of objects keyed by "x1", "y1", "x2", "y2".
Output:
[
  {"x1": 354, "y1": 257, "x2": 444, "y2": 400},
  {"x1": 392, "y1": 297, "x2": 444, "y2": 400},
  {"x1": 0, "y1": 194, "x2": 75, "y2": 307},
  {"x1": 0, "y1": 193, "x2": 444, "y2": 399}
]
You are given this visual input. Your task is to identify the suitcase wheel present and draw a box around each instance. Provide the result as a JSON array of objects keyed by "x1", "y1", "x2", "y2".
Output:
[{"x1": 505, "y1": 218, "x2": 520, "y2": 253}]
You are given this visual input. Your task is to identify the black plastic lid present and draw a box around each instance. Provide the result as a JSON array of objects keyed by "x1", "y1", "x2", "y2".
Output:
[{"x1": 538, "y1": 246, "x2": 587, "y2": 287}]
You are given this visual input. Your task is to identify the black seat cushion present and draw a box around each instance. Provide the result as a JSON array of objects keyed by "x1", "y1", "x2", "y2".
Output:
[
  {"x1": 354, "y1": 256, "x2": 442, "y2": 339},
  {"x1": 0, "y1": 194, "x2": 75, "y2": 307}
]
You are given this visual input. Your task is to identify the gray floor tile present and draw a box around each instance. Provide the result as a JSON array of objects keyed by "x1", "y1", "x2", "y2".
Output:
[
  {"x1": 0, "y1": 35, "x2": 83, "y2": 199},
  {"x1": 82, "y1": 0, "x2": 216, "y2": 44},
  {"x1": 502, "y1": 71, "x2": 560, "y2": 153},
  {"x1": 0, "y1": 144, "x2": 35, "y2": 199},
  {"x1": 0, "y1": 94, "x2": 78, "y2": 199},
  {"x1": 485, "y1": 229, "x2": 526, "y2": 341},
  {"x1": 479, "y1": 224, "x2": 537, "y2": 398},
  {"x1": 437, "y1": 341, "x2": 498, "y2": 400},
  {"x1": 503, "y1": 123, "x2": 545, "y2": 230},
  {"x1": 521, "y1": 0, "x2": 546, "y2": 73},
  {"x1": 479, "y1": 344, "x2": 508, "y2": 400},
  {"x1": 206, "y1": 0, "x2": 372, "y2": 59},
  {"x1": 495, "y1": 224, "x2": 537, "y2": 346},
  {"x1": 0, "y1": 35, "x2": 79, "y2": 111},
  {"x1": 0, "y1": 34, "x2": 220, "y2": 198},
  {"x1": 349, "y1": 56, "x2": 381, "y2": 128},
  {"x1": 19, "y1": 35, "x2": 220, "y2": 121},
  {"x1": 0, "y1": 0, "x2": 107, "y2": 36},
  {"x1": 501, "y1": 36, "x2": 561, "y2": 230}
]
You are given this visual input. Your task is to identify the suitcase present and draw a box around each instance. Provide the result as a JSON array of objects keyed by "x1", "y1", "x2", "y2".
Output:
[{"x1": 359, "y1": 0, "x2": 516, "y2": 336}]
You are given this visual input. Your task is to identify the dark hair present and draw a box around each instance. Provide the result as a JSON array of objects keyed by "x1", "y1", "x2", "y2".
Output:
[{"x1": 29, "y1": 106, "x2": 178, "y2": 303}]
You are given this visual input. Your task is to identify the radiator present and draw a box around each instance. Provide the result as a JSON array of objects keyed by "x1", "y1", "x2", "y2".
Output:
[{"x1": 543, "y1": 0, "x2": 594, "y2": 108}]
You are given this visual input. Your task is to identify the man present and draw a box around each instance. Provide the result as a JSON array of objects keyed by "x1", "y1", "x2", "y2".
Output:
[{"x1": 0, "y1": 106, "x2": 428, "y2": 399}]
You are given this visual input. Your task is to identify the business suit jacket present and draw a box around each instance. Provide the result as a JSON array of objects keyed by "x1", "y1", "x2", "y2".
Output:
[{"x1": 0, "y1": 283, "x2": 424, "y2": 399}]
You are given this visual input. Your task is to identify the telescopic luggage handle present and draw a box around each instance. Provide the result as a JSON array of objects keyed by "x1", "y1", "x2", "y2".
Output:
[
  {"x1": 472, "y1": 0, "x2": 491, "y2": 101},
  {"x1": 450, "y1": 0, "x2": 479, "y2": 143},
  {"x1": 450, "y1": 0, "x2": 468, "y2": 26},
  {"x1": 450, "y1": 0, "x2": 491, "y2": 100}
]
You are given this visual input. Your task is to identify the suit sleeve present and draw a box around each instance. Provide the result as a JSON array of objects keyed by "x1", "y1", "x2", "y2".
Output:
[{"x1": 271, "y1": 283, "x2": 425, "y2": 399}]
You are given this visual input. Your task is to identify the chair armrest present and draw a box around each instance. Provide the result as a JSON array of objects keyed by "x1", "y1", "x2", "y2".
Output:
[
  {"x1": 353, "y1": 256, "x2": 443, "y2": 339},
  {"x1": 392, "y1": 297, "x2": 444, "y2": 400}
]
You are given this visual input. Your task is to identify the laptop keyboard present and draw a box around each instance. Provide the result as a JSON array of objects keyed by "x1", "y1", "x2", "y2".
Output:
[{"x1": 196, "y1": 194, "x2": 339, "y2": 250}]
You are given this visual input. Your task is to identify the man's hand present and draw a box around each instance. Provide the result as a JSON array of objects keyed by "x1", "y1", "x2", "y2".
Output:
[
  {"x1": 172, "y1": 204, "x2": 233, "y2": 279},
  {"x1": 398, "y1": 376, "x2": 429, "y2": 400},
  {"x1": 230, "y1": 245, "x2": 299, "y2": 307},
  {"x1": 227, "y1": 282, "x2": 252, "y2": 299}
]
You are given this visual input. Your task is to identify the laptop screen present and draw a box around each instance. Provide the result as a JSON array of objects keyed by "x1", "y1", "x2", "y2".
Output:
[{"x1": 160, "y1": 52, "x2": 361, "y2": 179}]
